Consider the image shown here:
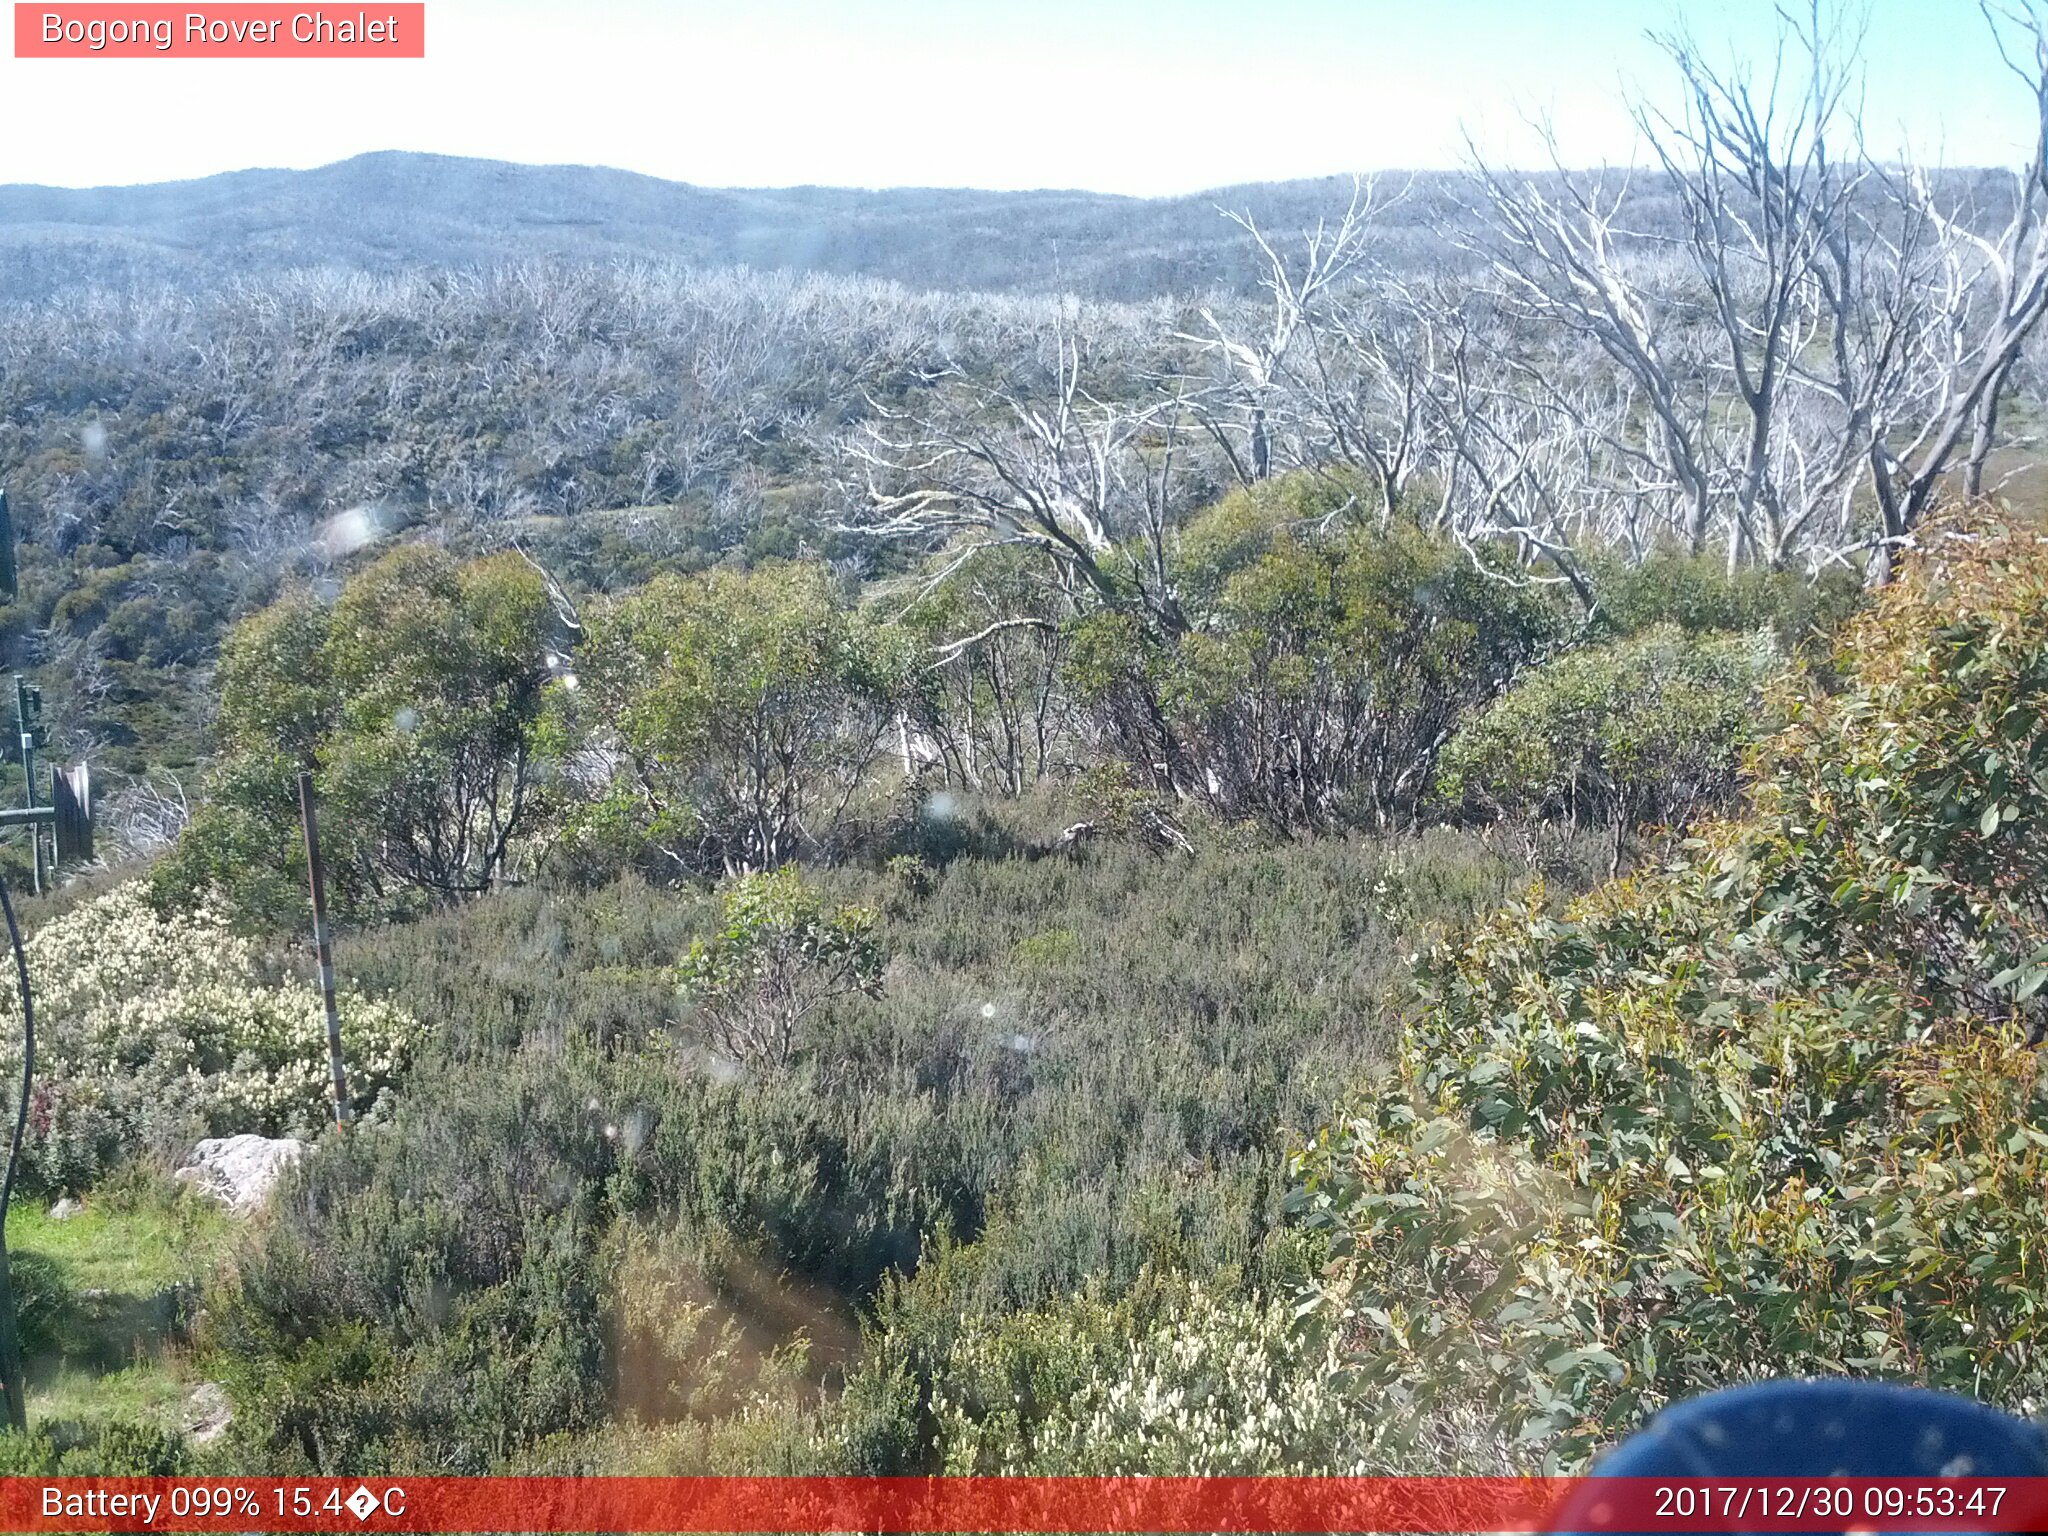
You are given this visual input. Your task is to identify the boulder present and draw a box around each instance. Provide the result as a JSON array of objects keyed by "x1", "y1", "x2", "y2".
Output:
[{"x1": 174, "y1": 1134, "x2": 305, "y2": 1215}]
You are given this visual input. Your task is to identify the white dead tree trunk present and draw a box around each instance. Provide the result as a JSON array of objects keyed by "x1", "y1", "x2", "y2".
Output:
[{"x1": 1461, "y1": 149, "x2": 1726, "y2": 558}]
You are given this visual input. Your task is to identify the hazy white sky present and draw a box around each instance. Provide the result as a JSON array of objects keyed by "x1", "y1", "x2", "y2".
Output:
[{"x1": 0, "y1": 0, "x2": 2035, "y2": 194}]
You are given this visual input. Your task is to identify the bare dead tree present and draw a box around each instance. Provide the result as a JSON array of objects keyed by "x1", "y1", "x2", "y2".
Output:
[
  {"x1": 1875, "y1": 3, "x2": 2048, "y2": 542},
  {"x1": 1416, "y1": 309, "x2": 1609, "y2": 612},
  {"x1": 840, "y1": 314, "x2": 1196, "y2": 636},
  {"x1": 1455, "y1": 1, "x2": 2048, "y2": 578},
  {"x1": 102, "y1": 771, "x2": 192, "y2": 861},
  {"x1": 1179, "y1": 177, "x2": 1397, "y2": 487}
]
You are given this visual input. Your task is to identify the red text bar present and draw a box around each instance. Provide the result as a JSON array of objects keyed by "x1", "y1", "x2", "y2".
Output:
[
  {"x1": 4, "y1": 1477, "x2": 2048, "y2": 1533},
  {"x1": 14, "y1": 5, "x2": 424, "y2": 57}
]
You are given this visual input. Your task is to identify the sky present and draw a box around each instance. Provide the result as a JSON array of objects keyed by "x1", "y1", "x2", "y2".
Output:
[{"x1": 0, "y1": 0, "x2": 2036, "y2": 195}]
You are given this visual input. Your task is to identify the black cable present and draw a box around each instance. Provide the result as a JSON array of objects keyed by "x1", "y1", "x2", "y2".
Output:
[
  {"x1": 0, "y1": 875, "x2": 29, "y2": 1229},
  {"x1": 0, "y1": 873, "x2": 31, "y2": 1431}
]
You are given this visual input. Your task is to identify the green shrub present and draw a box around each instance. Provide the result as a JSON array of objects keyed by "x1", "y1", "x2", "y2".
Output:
[
  {"x1": 570, "y1": 561, "x2": 911, "y2": 876},
  {"x1": 0, "y1": 1416, "x2": 189, "y2": 1475},
  {"x1": 217, "y1": 1038, "x2": 970, "y2": 1470},
  {"x1": 216, "y1": 822, "x2": 1600, "y2": 1474},
  {"x1": 1585, "y1": 550, "x2": 1863, "y2": 648},
  {"x1": 1170, "y1": 470, "x2": 1376, "y2": 612},
  {"x1": 1437, "y1": 624, "x2": 1778, "y2": 832},
  {"x1": 214, "y1": 1060, "x2": 614, "y2": 1473},
  {"x1": 1747, "y1": 514, "x2": 2048, "y2": 1027},
  {"x1": 893, "y1": 544, "x2": 1078, "y2": 796},
  {"x1": 155, "y1": 547, "x2": 561, "y2": 926},
  {"x1": 676, "y1": 868, "x2": 882, "y2": 1067},
  {"x1": 1072, "y1": 514, "x2": 1565, "y2": 833},
  {"x1": 7, "y1": 1250, "x2": 70, "y2": 1360}
]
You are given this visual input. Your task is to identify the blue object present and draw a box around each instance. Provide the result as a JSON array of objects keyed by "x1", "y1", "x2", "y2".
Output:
[
  {"x1": 1548, "y1": 1380, "x2": 2048, "y2": 1534},
  {"x1": 1593, "y1": 1380, "x2": 2048, "y2": 1477}
]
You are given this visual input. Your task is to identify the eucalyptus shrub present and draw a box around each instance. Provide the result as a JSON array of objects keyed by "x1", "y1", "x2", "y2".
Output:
[
  {"x1": 155, "y1": 546, "x2": 561, "y2": 927},
  {"x1": 1288, "y1": 508, "x2": 2048, "y2": 1470},
  {"x1": 569, "y1": 561, "x2": 912, "y2": 877},
  {"x1": 1582, "y1": 550, "x2": 1864, "y2": 648},
  {"x1": 1437, "y1": 623, "x2": 1778, "y2": 833},
  {"x1": 1068, "y1": 494, "x2": 1564, "y2": 834},
  {"x1": 1747, "y1": 514, "x2": 2048, "y2": 1027},
  {"x1": 675, "y1": 867, "x2": 881, "y2": 1067}
]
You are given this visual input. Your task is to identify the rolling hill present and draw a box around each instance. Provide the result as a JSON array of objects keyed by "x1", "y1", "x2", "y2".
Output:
[{"x1": 0, "y1": 151, "x2": 1463, "y2": 299}]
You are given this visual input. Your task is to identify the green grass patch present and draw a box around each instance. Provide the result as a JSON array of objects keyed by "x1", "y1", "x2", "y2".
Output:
[
  {"x1": 0, "y1": 1173, "x2": 238, "y2": 1440},
  {"x1": 26, "y1": 1362, "x2": 194, "y2": 1433},
  {"x1": 7, "y1": 1185, "x2": 234, "y2": 1301}
]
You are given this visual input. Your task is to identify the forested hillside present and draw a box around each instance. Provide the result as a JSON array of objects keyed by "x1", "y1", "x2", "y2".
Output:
[{"x1": 2, "y1": 5, "x2": 2048, "y2": 1480}]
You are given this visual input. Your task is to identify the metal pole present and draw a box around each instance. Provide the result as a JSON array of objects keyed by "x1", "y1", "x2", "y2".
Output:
[
  {"x1": 297, "y1": 772, "x2": 351, "y2": 1129},
  {"x1": 12, "y1": 681, "x2": 38, "y2": 899}
]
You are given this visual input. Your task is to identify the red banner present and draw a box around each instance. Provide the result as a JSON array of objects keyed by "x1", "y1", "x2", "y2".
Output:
[
  {"x1": 14, "y1": 5, "x2": 424, "y2": 58},
  {"x1": 2, "y1": 1476, "x2": 2048, "y2": 1533}
]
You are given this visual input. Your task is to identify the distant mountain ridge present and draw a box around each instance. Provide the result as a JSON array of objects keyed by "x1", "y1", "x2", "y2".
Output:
[{"x1": 0, "y1": 150, "x2": 1452, "y2": 299}]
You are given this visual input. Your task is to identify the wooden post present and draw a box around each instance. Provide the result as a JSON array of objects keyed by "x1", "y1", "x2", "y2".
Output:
[{"x1": 297, "y1": 772, "x2": 351, "y2": 1129}]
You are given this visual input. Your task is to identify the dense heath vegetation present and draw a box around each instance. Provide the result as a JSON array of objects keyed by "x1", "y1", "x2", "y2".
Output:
[
  {"x1": 8, "y1": 5, "x2": 2048, "y2": 1478},
  {"x1": 5, "y1": 484, "x2": 2042, "y2": 1476}
]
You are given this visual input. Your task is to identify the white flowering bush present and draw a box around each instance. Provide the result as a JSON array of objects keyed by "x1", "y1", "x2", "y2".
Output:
[
  {"x1": 928, "y1": 1278, "x2": 1377, "y2": 1475},
  {"x1": 0, "y1": 883, "x2": 417, "y2": 1192}
]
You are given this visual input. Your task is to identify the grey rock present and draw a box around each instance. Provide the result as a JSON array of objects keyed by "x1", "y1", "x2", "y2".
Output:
[
  {"x1": 183, "y1": 1381, "x2": 232, "y2": 1444},
  {"x1": 174, "y1": 1134, "x2": 306, "y2": 1215}
]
